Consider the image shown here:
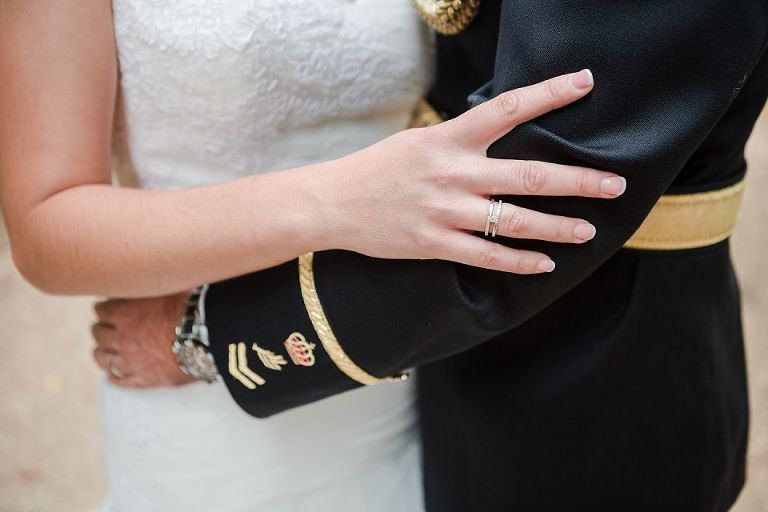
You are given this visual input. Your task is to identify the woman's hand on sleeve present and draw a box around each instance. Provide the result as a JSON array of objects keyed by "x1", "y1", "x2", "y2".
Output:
[{"x1": 320, "y1": 70, "x2": 625, "y2": 274}]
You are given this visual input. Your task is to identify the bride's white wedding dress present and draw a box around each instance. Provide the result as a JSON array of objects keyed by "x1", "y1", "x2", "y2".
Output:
[{"x1": 104, "y1": 1, "x2": 432, "y2": 510}]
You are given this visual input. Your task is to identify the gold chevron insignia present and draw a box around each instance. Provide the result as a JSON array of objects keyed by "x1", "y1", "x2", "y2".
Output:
[
  {"x1": 252, "y1": 343, "x2": 288, "y2": 371},
  {"x1": 228, "y1": 343, "x2": 266, "y2": 390}
]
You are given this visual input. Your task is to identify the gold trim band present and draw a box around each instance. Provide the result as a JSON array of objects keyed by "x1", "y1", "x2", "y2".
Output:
[
  {"x1": 298, "y1": 253, "x2": 383, "y2": 386},
  {"x1": 624, "y1": 180, "x2": 745, "y2": 250}
]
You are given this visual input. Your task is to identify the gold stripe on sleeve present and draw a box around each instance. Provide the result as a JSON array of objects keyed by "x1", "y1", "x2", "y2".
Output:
[{"x1": 298, "y1": 253, "x2": 383, "y2": 386}]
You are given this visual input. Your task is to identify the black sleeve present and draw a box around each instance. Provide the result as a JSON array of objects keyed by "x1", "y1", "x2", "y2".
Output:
[{"x1": 205, "y1": 0, "x2": 768, "y2": 417}]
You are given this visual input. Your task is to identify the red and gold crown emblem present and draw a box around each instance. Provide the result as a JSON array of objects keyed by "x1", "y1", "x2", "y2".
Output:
[{"x1": 284, "y1": 332, "x2": 316, "y2": 367}]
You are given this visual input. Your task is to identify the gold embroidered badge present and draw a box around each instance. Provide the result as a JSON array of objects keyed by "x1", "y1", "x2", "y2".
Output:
[
  {"x1": 227, "y1": 343, "x2": 266, "y2": 389},
  {"x1": 252, "y1": 343, "x2": 288, "y2": 371},
  {"x1": 283, "y1": 332, "x2": 317, "y2": 367}
]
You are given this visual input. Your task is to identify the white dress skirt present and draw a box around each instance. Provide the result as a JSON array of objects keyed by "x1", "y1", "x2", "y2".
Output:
[{"x1": 103, "y1": 1, "x2": 433, "y2": 510}]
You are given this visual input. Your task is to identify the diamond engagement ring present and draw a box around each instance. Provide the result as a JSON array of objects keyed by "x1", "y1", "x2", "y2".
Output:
[{"x1": 485, "y1": 199, "x2": 503, "y2": 237}]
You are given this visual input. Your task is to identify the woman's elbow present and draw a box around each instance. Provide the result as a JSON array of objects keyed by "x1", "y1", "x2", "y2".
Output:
[
  {"x1": 8, "y1": 232, "x2": 68, "y2": 295},
  {"x1": 11, "y1": 243, "x2": 49, "y2": 293}
]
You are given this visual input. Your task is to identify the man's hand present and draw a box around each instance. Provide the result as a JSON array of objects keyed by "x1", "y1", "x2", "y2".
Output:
[{"x1": 91, "y1": 293, "x2": 198, "y2": 388}]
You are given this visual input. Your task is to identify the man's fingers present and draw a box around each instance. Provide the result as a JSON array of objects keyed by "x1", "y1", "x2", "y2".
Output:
[
  {"x1": 92, "y1": 347, "x2": 115, "y2": 371},
  {"x1": 93, "y1": 348, "x2": 130, "y2": 378},
  {"x1": 463, "y1": 158, "x2": 626, "y2": 198},
  {"x1": 109, "y1": 375, "x2": 149, "y2": 388},
  {"x1": 93, "y1": 299, "x2": 125, "y2": 322},
  {"x1": 109, "y1": 374, "x2": 188, "y2": 389},
  {"x1": 91, "y1": 322, "x2": 120, "y2": 352},
  {"x1": 445, "y1": 69, "x2": 594, "y2": 150}
]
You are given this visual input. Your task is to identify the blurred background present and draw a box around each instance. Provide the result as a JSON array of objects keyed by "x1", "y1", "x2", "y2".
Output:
[{"x1": 1, "y1": 110, "x2": 767, "y2": 512}]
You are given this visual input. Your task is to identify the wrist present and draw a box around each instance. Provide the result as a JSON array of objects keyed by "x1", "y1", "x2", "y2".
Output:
[
  {"x1": 279, "y1": 159, "x2": 353, "y2": 254},
  {"x1": 239, "y1": 157, "x2": 357, "y2": 260},
  {"x1": 301, "y1": 156, "x2": 361, "y2": 253},
  {"x1": 172, "y1": 286, "x2": 219, "y2": 383}
]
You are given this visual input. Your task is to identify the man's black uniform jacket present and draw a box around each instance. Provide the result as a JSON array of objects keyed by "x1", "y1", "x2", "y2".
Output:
[{"x1": 205, "y1": 1, "x2": 768, "y2": 510}]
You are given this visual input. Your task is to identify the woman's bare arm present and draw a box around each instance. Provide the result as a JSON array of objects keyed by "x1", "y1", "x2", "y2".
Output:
[
  {"x1": 0, "y1": 0, "x2": 624, "y2": 298},
  {"x1": 0, "y1": 1, "x2": 335, "y2": 297}
]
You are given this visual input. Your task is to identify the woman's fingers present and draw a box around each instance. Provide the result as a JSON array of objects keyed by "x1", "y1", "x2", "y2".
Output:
[
  {"x1": 451, "y1": 198, "x2": 597, "y2": 244},
  {"x1": 463, "y1": 158, "x2": 626, "y2": 198},
  {"x1": 440, "y1": 233, "x2": 555, "y2": 274},
  {"x1": 444, "y1": 70, "x2": 594, "y2": 150}
]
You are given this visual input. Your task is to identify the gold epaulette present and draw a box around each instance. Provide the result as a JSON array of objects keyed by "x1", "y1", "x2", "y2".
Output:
[{"x1": 412, "y1": 0, "x2": 482, "y2": 36}]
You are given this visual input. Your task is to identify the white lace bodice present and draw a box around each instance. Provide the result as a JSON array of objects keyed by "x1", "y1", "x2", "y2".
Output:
[
  {"x1": 104, "y1": 2, "x2": 432, "y2": 511},
  {"x1": 112, "y1": 0, "x2": 433, "y2": 188}
]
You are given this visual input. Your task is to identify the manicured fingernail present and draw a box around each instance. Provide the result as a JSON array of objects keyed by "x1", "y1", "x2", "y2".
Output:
[
  {"x1": 574, "y1": 223, "x2": 596, "y2": 242},
  {"x1": 536, "y1": 259, "x2": 556, "y2": 273},
  {"x1": 601, "y1": 176, "x2": 626, "y2": 196},
  {"x1": 572, "y1": 69, "x2": 594, "y2": 89}
]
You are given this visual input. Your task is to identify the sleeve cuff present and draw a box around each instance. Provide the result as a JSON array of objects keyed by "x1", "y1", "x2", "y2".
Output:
[{"x1": 205, "y1": 255, "x2": 395, "y2": 418}]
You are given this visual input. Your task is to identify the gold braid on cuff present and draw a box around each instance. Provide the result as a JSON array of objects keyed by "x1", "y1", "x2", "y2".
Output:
[{"x1": 298, "y1": 253, "x2": 407, "y2": 386}]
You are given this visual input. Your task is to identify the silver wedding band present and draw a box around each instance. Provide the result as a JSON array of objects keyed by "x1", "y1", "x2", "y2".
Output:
[
  {"x1": 109, "y1": 353, "x2": 126, "y2": 379},
  {"x1": 485, "y1": 199, "x2": 503, "y2": 238}
]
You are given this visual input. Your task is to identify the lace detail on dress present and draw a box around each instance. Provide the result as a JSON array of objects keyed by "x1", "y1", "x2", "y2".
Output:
[{"x1": 112, "y1": 0, "x2": 433, "y2": 187}]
